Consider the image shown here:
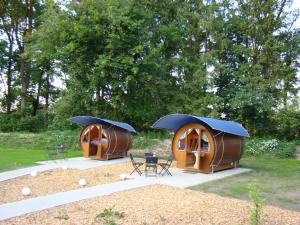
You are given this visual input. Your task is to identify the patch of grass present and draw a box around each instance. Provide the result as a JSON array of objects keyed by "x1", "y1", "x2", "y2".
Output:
[
  {"x1": 54, "y1": 211, "x2": 70, "y2": 220},
  {"x1": 103, "y1": 172, "x2": 113, "y2": 177},
  {"x1": 94, "y1": 207, "x2": 125, "y2": 225},
  {"x1": 0, "y1": 131, "x2": 82, "y2": 172},
  {"x1": 189, "y1": 156, "x2": 300, "y2": 211}
]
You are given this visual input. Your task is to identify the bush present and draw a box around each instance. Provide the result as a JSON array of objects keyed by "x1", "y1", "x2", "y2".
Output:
[
  {"x1": 0, "y1": 112, "x2": 46, "y2": 132},
  {"x1": 245, "y1": 138, "x2": 296, "y2": 158},
  {"x1": 0, "y1": 113, "x2": 19, "y2": 132},
  {"x1": 274, "y1": 108, "x2": 300, "y2": 140},
  {"x1": 276, "y1": 141, "x2": 297, "y2": 158}
]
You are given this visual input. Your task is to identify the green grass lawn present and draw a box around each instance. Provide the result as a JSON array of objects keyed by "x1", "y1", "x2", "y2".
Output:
[
  {"x1": 1, "y1": 131, "x2": 299, "y2": 213},
  {"x1": 0, "y1": 131, "x2": 82, "y2": 172},
  {"x1": 0, "y1": 130, "x2": 168, "y2": 172},
  {"x1": 189, "y1": 155, "x2": 300, "y2": 211}
]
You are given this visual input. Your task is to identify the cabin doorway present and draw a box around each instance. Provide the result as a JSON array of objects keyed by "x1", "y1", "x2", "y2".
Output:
[{"x1": 173, "y1": 126, "x2": 211, "y2": 170}]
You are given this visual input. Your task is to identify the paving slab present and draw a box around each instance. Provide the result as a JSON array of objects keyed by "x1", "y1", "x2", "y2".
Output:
[
  {"x1": 0, "y1": 167, "x2": 251, "y2": 221},
  {"x1": 146, "y1": 167, "x2": 251, "y2": 188}
]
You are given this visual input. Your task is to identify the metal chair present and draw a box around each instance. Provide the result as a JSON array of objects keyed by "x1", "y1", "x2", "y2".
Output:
[
  {"x1": 129, "y1": 154, "x2": 143, "y2": 176},
  {"x1": 158, "y1": 155, "x2": 173, "y2": 176},
  {"x1": 44, "y1": 146, "x2": 59, "y2": 160},
  {"x1": 56, "y1": 144, "x2": 68, "y2": 159},
  {"x1": 145, "y1": 156, "x2": 158, "y2": 177},
  {"x1": 45, "y1": 144, "x2": 68, "y2": 160}
]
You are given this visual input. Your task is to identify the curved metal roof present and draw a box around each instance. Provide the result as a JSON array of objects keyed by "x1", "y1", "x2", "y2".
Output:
[
  {"x1": 152, "y1": 114, "x2": 249, "y2": 137},
  {"x1": 69, "y1": 116, "x2": 136, "y2": 133}
]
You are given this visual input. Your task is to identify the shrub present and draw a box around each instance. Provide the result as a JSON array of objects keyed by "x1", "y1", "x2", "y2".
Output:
[
  {"x1": 0, "y1": 113, "x2": 19, "y2": 132},
  {"x1": 276, "y1": 141, "x2": 296, "y2": 158},
  {"x1": 0, "y1": 112, "x2": 46, "y2": 132},
  {"x1": 94, "y1": 207, "x2": 125, "y2": 225},
  {"x1": 248, "y1": 181, "x2": 264, "y2": 225},
  {"x1": 274, "y1": 108, "x2": 300, "y2": 140},
  {"x1": 245, "y1": 138, "x2": 296, "y2": 158},
  {"x1": 260, "y1": 139, "x2": 279, "y2": 152}
]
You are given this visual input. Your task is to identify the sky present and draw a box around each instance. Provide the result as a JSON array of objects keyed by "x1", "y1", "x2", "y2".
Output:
[{"x1": 292, "y1": 0, "x2": 300, "y2": 27}]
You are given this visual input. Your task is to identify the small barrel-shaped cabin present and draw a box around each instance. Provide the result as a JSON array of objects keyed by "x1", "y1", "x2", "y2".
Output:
[
  {"x1": 153, "y1": 114, "x2": 249, "y2": 173},
  {"x1": 70, "y1": 116, "x2": 136, "y2": 160}
]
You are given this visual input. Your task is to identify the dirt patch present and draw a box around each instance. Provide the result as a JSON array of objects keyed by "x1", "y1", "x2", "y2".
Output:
[{"x1": 1, "y1": 184, "x2": 299, "y2": 225}]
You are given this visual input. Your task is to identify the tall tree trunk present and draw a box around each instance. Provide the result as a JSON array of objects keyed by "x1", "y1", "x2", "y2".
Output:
[
  {"x1": 6, "y1": 34, "x2": 13, "y2": 113},
  {"x1": 20, "y1": 55, "x2": 29, "y2": 116},
  {"x1": 44, "y1": 72, "x2": 50, "y2": 127},
  {"x1": 17, "y1": 0, "x2": 34, "y2": 118},
  {"x1": 32, "y1": 70, "x2": 43, "y2": 116}
]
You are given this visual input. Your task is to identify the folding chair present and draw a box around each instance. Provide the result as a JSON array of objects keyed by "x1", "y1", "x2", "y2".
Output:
[
  {"x1": 158, "y1": 155, "x2": 173, "y2": 176},
  {"x1": 129, "y1": 154, "x2": 143, "y2": 176}
]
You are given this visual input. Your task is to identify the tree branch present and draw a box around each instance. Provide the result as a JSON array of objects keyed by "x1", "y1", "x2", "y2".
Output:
[{"x1": 275, "y1": 0, "x2": 287, "y2": 22}]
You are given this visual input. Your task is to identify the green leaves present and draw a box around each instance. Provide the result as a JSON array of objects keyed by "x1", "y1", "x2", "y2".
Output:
[{"x1": 1, "y1": 0, "x2": 298, "y2": 137}]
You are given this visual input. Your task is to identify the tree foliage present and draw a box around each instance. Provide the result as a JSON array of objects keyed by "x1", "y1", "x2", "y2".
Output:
[{"x1": 0, "y1": 0, "x2": 299, "y2": 138}]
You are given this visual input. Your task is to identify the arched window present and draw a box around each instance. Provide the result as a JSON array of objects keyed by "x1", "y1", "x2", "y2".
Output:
[
  {"x1": 82, "y1": 128, "x2": 90, "y2": 143},
  {"x1": 177, "y1": 131, "x2": 187, "y2": 150},
  {"x1": 201, "y1": 131, "x2": 209, "y2": 152}
]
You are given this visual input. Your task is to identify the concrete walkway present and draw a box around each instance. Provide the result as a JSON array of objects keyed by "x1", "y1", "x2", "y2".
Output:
[
  {"x1": 0, "y1": 157, "x2": 131, "y2": 182},
  {"x1": 0, "y1": 167, "x2": 251, "y2": 221}
]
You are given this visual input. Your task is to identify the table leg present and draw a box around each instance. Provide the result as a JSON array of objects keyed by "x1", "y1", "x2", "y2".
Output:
[{"x1": 193, "y1": 152, "x2": 200, "y2": 169}]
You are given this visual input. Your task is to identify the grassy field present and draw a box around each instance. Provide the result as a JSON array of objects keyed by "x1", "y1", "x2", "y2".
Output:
[
  {"x1": 0, "y1": 130, "x2": 168, "y2": 172},
  {"x1": 1, "y1": 131, "x2": 299, "y2": 212},
  {"x1": 0, "y1": 131, "x2": 82, "y2": 172},
  {"x1": 189, "y1": 155, "x2": 300, "y2": 211}
]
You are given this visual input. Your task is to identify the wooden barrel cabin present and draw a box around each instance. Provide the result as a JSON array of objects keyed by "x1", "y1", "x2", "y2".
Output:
[
  {"x1": 152, "y1": 114, "x2": 249, "y2": 173},
  {"x1": 70, "y1": 116, "x2": 136, "y2": 160}
]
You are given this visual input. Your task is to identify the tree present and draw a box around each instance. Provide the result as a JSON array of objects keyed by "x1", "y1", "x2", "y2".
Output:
[{"x1": 210, "y1": 0, "x2": 299, "y2": 135}]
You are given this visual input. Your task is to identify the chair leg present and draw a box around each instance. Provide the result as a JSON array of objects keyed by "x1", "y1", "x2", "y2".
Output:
[
  {"x1": 130, "y1": 165, "x2": 142, "y2": 176},
  {"x1": 158, "y1": 165, "x2": 166, "y2": 175},
  {"x1": 160, "y1": 166, "x2": 172, "y2": 176},
  {"x1": 136, "y1": 166, "x2": 142, "y2": 176},
  {"x1": 165, "y1": 168, "x2": 172, "y2": 176}
]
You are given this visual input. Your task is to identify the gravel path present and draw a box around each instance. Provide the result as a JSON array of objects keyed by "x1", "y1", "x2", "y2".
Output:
[
  {"x1": 1, "y1": 184, "x2": 299, "y2": 225},
  {"x1": 0, "y1": 160, "x2": 176, "y2": 204},
  {"x1": 0, "y1": 162, "x2": 134, "y2": 204}
]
